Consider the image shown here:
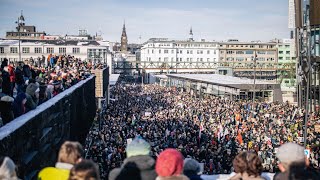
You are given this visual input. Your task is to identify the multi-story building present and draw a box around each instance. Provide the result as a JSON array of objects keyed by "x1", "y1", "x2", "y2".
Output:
[
  {"x1": 274, "y1": 38, "x2": 296, "y2": 87},
  {"x1": 0, "y1": 39, "x2": 111, "y2": 67},
  {"x1": 219, "y1": 40, "x2": 278, "y2": 82},
  {"x1": 140, "y1": 38, "x2": 220, "y2": 74}
]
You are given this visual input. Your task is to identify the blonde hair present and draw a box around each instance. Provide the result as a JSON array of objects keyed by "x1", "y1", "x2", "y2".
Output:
[
  {"x1": 58, "y1": 141, "x2": 83, "y2": 164},
  {"x1": 69, "y1": 160, "x2": 100, "y2": 180},
  {"x1": 0, "y1": 157, "x2": 18, "y2": 180}
]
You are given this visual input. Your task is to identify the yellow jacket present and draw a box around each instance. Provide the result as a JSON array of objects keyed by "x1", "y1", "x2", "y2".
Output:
[{"x1": 38, "y1": 162, "x2": 73, "y2": 180}]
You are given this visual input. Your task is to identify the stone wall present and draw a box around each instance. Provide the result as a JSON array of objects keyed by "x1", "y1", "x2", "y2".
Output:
[{"x1": 0, "y1": 76, "x2": 96, "y2": 179}]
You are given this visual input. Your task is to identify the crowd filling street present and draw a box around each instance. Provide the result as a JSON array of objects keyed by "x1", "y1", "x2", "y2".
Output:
[
  {"x1": 84, "y1": 81, "x2": 320, "y2": 180},
  {"x1": 0, "y1": 56, "x2": 105, "y2": 126}
]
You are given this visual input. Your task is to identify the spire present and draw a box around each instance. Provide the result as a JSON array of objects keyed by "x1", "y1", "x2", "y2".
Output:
[
  {"x1": 121, "y1": 20, "x2": 128, "y2": 52},
  {"x1": 189, "y1": 26, "x2": 194, "y2": 41}
]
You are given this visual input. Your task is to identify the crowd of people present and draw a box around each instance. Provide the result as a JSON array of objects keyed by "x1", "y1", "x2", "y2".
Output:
[
  {"x1": 0, "y1": 55, "x2": 104, "y2": 126},
  {"x1": 84, "y1": 83, "x2": 320, "y2": 179}
]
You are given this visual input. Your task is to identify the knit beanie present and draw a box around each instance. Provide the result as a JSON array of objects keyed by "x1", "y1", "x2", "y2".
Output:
[
  {"x1": 126, "y1": 136, "x2": 151, "y2": 158},
  {"x1": 183, "y1": 158, "x2": 201, "y2": 175},
  {"x1": 156, "y1": 148, "x2": 184, "y2": 177}
]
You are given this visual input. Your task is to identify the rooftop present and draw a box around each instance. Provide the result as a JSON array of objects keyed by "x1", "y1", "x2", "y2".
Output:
[{"x1": 166, "y1": 73, "x2": 279, "y2": 90}]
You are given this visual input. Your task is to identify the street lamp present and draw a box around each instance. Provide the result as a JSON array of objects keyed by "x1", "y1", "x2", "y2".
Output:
[{"x1": 15, "y1": 10, "x2": 25, "y2": 62}]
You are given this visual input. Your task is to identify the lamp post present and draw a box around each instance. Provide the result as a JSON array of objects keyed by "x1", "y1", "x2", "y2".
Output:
[
  {"x1": 15, "y1": 10, "x2": 25, "y2": 62},
  {"x1": 252, "y1": 52, "x2": 257, "y2": 103}
]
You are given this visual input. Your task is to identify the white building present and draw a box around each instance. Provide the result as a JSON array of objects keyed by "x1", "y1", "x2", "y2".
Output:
[
  {"x1": 140, "y1": 38, "x2": 220, "y2": 74},
  {"x1": 0, "y1": 39, "x2": 112, "y2": 68}
]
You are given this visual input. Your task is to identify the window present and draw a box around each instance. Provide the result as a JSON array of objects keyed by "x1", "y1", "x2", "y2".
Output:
[
  {"x1": 148, "y1": 50, "x2": 149, "y2": 54},
  {"x1": 10, "y1": 47, "x2": 18, "y2": 53},
  {"x1": 286, "y1": 57, "x2": 290, "y2": 60},
  {"x1": 227, "y1": 50, "x2": 233, "y2": 54},
  {"x1": 59, "y1": 47, "x2": 66, "y2": 54},
  {"x1": 72, "y1": 48, "x2": 80, "y2": 54},
  {"x1": 47, "y1": 47, "x2": 54, "y2": 53},
  {"x1": 200, "y1": 58, "x2": 203, "y2": 61},
  {"x1": 152, "y1": 50, "x2": 154, "y2": 53},
  {"x1": 286, "y1": 51, "x2": 290, "y2": 54},
  {"x1": 236, "y1": 57, "x2": 244, "y2": 61},
  {"x1": 164, "y1": 50, "x2": 169, "y2": 54},
  {"x1": 250, "y1": 45, "x2": 255, "y2": 48},
  {"x1": 0, "y1": 47, "x2": 4, "y2": 54},
  {"x1": 221, "y1": 51, "x2": 224, "y2": 54},
  {"x1": 22, "y1": 47, "x2": 30, "y2": 53},
  {"x1": 257, "y1": 51, "x2": 266, "y2": 54},
  {"x1": 190, "y1": 58, "x2": 193, "y2": 61},
  {"x1": 180, "y1": 58, "x2": 182, "y2": 61},
  {"x1": 279, "y1": 51, "x2": 283, "y2": 54},
  {"x1": 207, "y1": 50, "x2": 210, "y2": 54},
  {"x1": 187, "y1": 50, "x2": 189, "y2": 54},
  {"x1": 159, "y1": 57, "x2": 161, "y2": 61},
  {"x1": 285, "y1": 45, "x2": 290, "y2": 48},
  {"x1": 180, "y1": 50, "x2": 182, "y2": 54},
  {"x1": 259, "y1": 45, "x2": 264, "y2": 48},
  {"x1": 164, "y1": 57, "x2": 168, "y2": 61},
  {"x1": 236, "y1": 51, "x2": 244, "y2": 54},
  {"x1": 171, "y1": 50, "x2": 174, "y2": 53},
  {"x1": 213, "y1": 50, "x2": 216, "y2": 54},
  {"x1": 34, "y1": 47, "x2": 42, "y2": 53},
  {"x1": 190, "y1": 50, "x2": 193, "y2": 54},
  {"x1": 279, "y1": 57, "x2": 283, "y2": 60},
  {"x1": 279, "y1": 45, "x2": 283, "y2": 48},
  {"x1": 187, "y1": 58, "x2": 189, "y2": 61},
  {"x1": 245, "y1": 50, "x2": 254, "y2": 54},
  {"x1": 159, "y1": 49, "x2": 161, "y2": 54},
  {"x1": 207, "y1": 58, "x2": 210, "y2": 61}
]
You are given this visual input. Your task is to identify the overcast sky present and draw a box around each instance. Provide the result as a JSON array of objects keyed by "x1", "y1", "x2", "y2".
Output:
[{"x1": 0, "y1": 0, "x2": 290, "y2": 43}]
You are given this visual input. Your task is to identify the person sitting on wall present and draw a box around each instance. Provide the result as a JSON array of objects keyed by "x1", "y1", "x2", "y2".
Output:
[{"x1": 38, "y1": 141, "x2": 84, "y2": 180}]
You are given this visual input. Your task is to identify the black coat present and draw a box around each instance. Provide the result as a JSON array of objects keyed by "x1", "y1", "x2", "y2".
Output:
[
  {"x1": 0, "y1": 97, "x2": 14, "y2": 125},
  {"x1": 1, "y1": 70, "x2": 11, "y2": 95},
  {"x1": 109, "y1": 155, "x2": 157, "y2": 180}
]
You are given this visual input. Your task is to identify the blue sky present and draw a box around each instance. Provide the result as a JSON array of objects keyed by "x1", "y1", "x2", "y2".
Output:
[{"x1": 0, "y1": 0, "x2": 290, "y2": 43}]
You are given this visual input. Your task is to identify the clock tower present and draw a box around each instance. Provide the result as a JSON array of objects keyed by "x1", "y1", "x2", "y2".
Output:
[{"x1": 120, "y1": 22, "x2": 128, "y2": 52}]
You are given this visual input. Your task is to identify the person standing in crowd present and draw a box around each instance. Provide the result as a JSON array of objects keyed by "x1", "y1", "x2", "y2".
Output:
[
  {"x1": 155, "y1": 148, "x2": 189, "y2": 180},
  {"x1": 14, "y1": 62, "x2": 25, "y2": 94},
  {"x1": 25, "y1": 83, "x2": 39, "y2": 111},
  {"x1": 229, "y1": 151, "x2": 265, "y2": 180},
  {"x1": 1, "y1": 66, "x2": 11, "y2": 96},
  {"x1": 0, "y1": 95, "x2": 14, "y2": 125},
  {"x1": 8, "y1": 62, "x2": 15, "y2": 96},
  {"x1": 109, "y1": 136, "x2": 157, "y2": 180},
  {"x1": 274, "y1": 143, "x2": 320, "y2": 180},
  {"x1": 38, "y1": 141, "x2": 84, "y2": 180},
  {"x1": 69, "y1": 160, "x2": 100, "y2": 180},
  {"x1": 183, "y1": 158, "x2": 203, "y2": 180},
  {"x1": 0, "y1": 156, "x2": 19, "y2": 180},
  {"x1": 22, "y1": 61, "x2": 31, "y2": 81},
  {"x1": 12, "y1": 92, "x2": 27, "y2": 118}
]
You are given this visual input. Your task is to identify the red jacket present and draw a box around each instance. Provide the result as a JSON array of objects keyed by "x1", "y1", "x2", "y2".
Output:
[{"x1": 8, "y1": 65, "x2": 15, "y2": 83}]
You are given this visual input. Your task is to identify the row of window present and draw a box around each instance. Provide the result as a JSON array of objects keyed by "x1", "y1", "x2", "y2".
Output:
[
  {"x1": 222, "y1": 44, "x2": 275, "y2": 49},
  {"x1": 148, "y1": 49, "x2": 217, "y2": 54},
  {"x1": 222, "y1": 57, "x2": 275, "y2": 61},
  {"x1": 224, "y1": 50, "x2": 276, "y2": 55},
  {"x1": 279, "y1": 51, "x2": 290, "y2": 55},
  {"x1": 279, "y1": 57, "x2": 296, "y2": 60},
  {"x1": 146, "y1": 57, "x2": 217, "y2": 62},
  {"x1": 148, "y1": 43, "x2": 217, "y2": 48},
  {"x1": 4, "y1": 47, "x2": 81, "y2": 54}
]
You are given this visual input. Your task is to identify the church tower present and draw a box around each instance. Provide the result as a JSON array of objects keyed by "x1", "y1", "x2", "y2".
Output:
[
  {"x1": 189, "y1": 27, "x2": 194, "y2": 41},
  {"x1": 120, "y1": 22, "x2": 128, "y2": 52}
]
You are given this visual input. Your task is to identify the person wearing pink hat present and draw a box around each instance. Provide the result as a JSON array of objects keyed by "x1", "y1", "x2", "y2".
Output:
[{"x1": 155, "y1": 148, "x2": 189, "y2": 180}]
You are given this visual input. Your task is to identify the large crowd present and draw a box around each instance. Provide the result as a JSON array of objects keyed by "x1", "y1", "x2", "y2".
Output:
[
  {"x1": 0, "y1": 55, "x2": 105, "y2": 126},
  {"x1": 84, "y1": 82, "x2": 320, "y2": 179}
]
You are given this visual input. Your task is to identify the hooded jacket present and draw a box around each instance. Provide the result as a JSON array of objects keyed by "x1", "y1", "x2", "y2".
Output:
[
  {"x1": 25, "y1": 83, "x2": 39, "y2": 111},
  {"x1": 13, "y1": 93, "x2": 26, "y2": 118},
  {"x1": 109, "y1": 155, "x2": 158, "y2": 180}
]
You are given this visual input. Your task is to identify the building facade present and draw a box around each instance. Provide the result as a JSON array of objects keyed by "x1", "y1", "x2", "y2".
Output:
[
  {"x1": 274, "y1": 38, "x2": 296, "y2": 87},
  {"x1": 0, "y1": 40, "x2": 111, "y2": 66},
  {"x1": 140, "y1": 38, "x2": 220, "y2": 73},
  {"x1": 219, "y1": 40, "x2": 278, "y2": 82}
]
